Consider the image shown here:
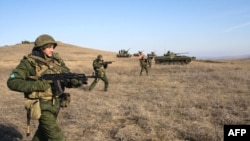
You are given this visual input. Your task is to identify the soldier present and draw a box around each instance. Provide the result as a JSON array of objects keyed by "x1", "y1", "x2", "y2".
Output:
[
  {"x1": 138, "y1": 51, "x2": 144, "y2": 59},
  {"x1": 147, "y1": 54, "x2": 153, "y2": 68},
  {"x1": 139, "y1": 55, "x2": 149, "y2": 76},
  {"x1": 7, "y1": 34, "x2": 82, "y2": 141},
  {"x1": 88, "y1": 55, "x2": 109, "y2": 91}
]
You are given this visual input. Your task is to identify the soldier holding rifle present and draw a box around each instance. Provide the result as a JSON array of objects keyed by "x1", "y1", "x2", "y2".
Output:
[
  {"x1": 7, "y1": 34, "x2": 83, "y2": 141},
  {"x1": 138, "y1": 52, "x2": 149, "y2": 76},
  {"x1": 89, "y1": 55, "x2": 114, "y2": 91}
]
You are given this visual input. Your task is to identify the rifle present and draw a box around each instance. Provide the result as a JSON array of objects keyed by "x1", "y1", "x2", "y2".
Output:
[
  {"x1": 101, "y1": 61, "x2": 115, "y2": 65},
  {"x1": 39, "y1": 73, "x2": 96, "y2": 96}
]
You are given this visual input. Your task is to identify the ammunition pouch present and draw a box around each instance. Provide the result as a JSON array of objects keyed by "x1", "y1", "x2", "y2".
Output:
[
  {"x1": 98, "y1": 71, "x2": 104, "y2": 78},
  {"x1": 59, "y1": 93, "x2": 71, "y2": 108},
  {"x1": 25, "y1": 87, "x2": 53, "y2": 99},
  {"x1": 25, "y1": 99, "x2": 41, "y2": 120},
  {"x1": 96, "y1": 69, "x2": 105, "y2": 78}
]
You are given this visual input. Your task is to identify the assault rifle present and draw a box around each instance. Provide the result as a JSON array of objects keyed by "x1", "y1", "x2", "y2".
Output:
[
  {"x1": 39, "y1": 73, "x2": 96, "y2": 96},
  {"x1": 101, "y1": 61, "x2": 115, "y2": 65}
]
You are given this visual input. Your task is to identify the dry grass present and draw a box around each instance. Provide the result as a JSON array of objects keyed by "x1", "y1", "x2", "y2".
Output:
[{"x1": 0, "y1": 43, "x2": 250, "y2": 141}]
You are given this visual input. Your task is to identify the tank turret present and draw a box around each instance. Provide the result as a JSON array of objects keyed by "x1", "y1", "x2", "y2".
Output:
[
  {"x1": 147, "y1": 51, "x2": 156, "y2": 59},
  {"x1": 117, "y1": 48, "x2": 132, "y2": 57}
]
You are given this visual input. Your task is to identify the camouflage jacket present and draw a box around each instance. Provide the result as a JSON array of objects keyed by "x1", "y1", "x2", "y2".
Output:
[
  {"x1": 92, "y1": 59, "x2": 105, "y2": 72},
  {"x1": 139, "y1": 59, "x2": 148, "y2": 67},
  {"x1": 7, "y1": 51, "x2": 70, "y2": 98}
]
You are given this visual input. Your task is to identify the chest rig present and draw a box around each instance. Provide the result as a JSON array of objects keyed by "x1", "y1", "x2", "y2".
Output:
[{"x1": 25, "y1": 53, "x2": 63, "y2": 100}]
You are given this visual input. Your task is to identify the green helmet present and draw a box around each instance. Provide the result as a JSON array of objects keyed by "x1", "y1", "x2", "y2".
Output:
[
  {"x1": 34, "y1": 34, "x2": 57, "y2": 48},
  {"x1": 97, "y1": 55, "x2": 103, "y2": 59}
]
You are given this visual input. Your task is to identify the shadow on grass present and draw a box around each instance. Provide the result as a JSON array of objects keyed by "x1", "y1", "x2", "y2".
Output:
[{"x1": 0, "y1": 124, "x2": 23, "y2": 141}]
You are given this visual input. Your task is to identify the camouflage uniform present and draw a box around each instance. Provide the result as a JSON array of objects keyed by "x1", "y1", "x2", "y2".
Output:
[
  {"x1": 7, "y1": 34, "x2": 81, "y2": 141},
  {"x1": 139, "y1": 55, "x2": 149, "y2": 76},
  {"x1": 88, "y1": 55, "x2": 109, "y2": 91},
  {"x1": 147, "y1": 54, "x2": 153, "y2": 68}
]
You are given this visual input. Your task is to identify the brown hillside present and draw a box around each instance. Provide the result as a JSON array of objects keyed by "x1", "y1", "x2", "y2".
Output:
[
  {"x1": 1, "y1": 42, "x2": 250, "y2": 141},
  {"x1": 0, "y1": 42, "x2": 117, "y2": 68}
]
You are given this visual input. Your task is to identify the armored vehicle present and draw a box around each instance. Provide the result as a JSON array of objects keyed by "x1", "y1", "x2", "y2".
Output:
[
  {"x1": 133, "y1": 51, "x2": 141, "y2": 57},
  {"x1": 147, "y1": 51, "x2": 156, "y2": 58},
  {"x1": 154, "y1": 51, "x2": 192, "y2": 65},
  {"x1": 133, "y1": 51, "x2": 144, "y2": 57},
  {"x1": 117, "y1": 48, "x2": 132, "y2": 57}
]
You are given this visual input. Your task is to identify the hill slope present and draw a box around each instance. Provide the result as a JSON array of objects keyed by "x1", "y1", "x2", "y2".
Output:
[{"x1": 1, "y1": 42, "x2": 250, "y2": 141}]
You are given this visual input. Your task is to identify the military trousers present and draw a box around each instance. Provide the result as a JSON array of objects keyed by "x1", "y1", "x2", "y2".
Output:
[
  {"x1": 89, "y1": 73, "x2": 109, "y2": 91},
  {"x1": 32, "y1": 98, "x2": 65, "y2": 141},
  {"x1": 140, "y1": 66, "x2": 148, "y2": 75}
]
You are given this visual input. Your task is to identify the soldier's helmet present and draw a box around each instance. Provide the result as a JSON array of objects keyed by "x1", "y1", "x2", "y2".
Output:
[
  {"x1": 97, "y1": 55, "x2": 103, "y2": 60},
  {"x1": 34, "y1": 34, "x2": 57, "y2": 49}
]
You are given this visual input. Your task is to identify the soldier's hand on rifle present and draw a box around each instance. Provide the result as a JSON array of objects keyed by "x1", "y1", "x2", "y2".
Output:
[
  {"x1": 70, "y1": 79, "x2": 82, "y2": 88},
  {"x1": 31, "y1": 80, "x2": 52, "y2": 92},
  {"x1": 104, "y1": 64, "x2": 108, "y2": 69}
]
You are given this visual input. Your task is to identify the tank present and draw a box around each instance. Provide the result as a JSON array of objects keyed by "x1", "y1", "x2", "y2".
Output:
[
  {"x1": 154, "y1": 51, "x2": 193, "y2": 65},
  {"x1": 147, "y1": 51, "x2": 156, "y2": 59},
  {"x1": 133, "y1": 51, "x2": 144, "y2": 57},
  {"x1": 133, "y1": 53, "x2": 139, "y2": 56},
  {"x1": 117, "y1": 48, "x2": 132, "y2": 57}
]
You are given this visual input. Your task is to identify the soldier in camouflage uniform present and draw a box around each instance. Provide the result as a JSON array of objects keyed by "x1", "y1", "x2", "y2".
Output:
[
  {"x1": 88, "y1": 55, "x2": 109, "y2": 91},
  {"x1": 147, "y1": 54, "x2": 153, "y2": 68},
  {"x1": 139, "y1": 55, "x2": 149, "y2": 76},
  {"x1": 7, "y1": 34, "x2": 82, "y2": 141}
]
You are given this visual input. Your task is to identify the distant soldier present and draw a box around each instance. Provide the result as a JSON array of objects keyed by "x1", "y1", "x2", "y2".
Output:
[
  {"x1": 139, "y1": 55, "x2": 149, "y2": 76},
  {"x1": 89, "y1": 55, "x2": 109, "y2": 91},
  {"x1": 147, "y1": 54, "x2": 154, "y2": 68},
  {"x1": 138, "y1": 51, "x2": 144, "y2": 59}
]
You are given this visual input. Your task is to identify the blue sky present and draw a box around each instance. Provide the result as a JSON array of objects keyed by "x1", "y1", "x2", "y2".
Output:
[{"x1": 1, "y1": 0, "x2": 250, "y2": 58}]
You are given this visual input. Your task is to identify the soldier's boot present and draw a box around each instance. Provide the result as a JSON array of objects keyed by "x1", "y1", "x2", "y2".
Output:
[
  {"x1": 88, "y1": 85, "x2": 94, "y2": 91},
  {"x1": 104, "y1": 87, "x2": 108, "y2": 92},
  {"x1": 104, "y1": 84, "x2": 108, "y2": 91},
  {"x1": 88, "y1": 86, "x2": 92, "y2": 91}
]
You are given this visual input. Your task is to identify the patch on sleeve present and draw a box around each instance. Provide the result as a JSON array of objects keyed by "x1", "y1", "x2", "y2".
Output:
[{"x1": 9, "y1": 72, "x2": 17, "y2": 79}]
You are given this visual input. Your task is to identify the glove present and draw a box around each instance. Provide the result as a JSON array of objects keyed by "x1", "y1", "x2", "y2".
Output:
[
  {"x1": 70, "y1": 79, "x2": 82, "y2": 88},
  {"x1": 31, "y1": 80, "x2": 52, "y2": 91}
]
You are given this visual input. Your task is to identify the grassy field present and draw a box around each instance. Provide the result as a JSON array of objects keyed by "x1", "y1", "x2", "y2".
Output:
[{"x1": 0, "y1": 43, "x2": 250, "y2": 141}]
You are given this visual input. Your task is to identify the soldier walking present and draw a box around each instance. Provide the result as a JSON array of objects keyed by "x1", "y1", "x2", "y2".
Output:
[
  {"x1": 89, "y1": 55, "x2": 109, "y2": 91},
  {"x1": 138, "y1": 52, "x2": 149, "y2": 76},
  {"x1": 7, "y1": 34, "x2": 82, "y2": 141},
  {"x1": 147, "y1": 54, "x2": 153, "y2": 68}
]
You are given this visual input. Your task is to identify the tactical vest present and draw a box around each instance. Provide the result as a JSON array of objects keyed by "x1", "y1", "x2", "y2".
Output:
[
  {"x1": 24, "y1": 53, "x2": 63, "y2": 99},
  {"x1": 93, "y1": 59, "x2": 105, "y2": 77}
]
